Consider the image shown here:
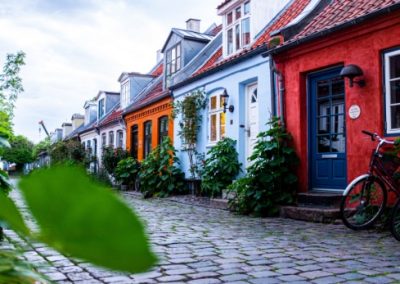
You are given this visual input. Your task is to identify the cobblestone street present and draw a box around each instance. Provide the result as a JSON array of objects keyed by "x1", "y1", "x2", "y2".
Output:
[{"x1": 2, "y1": 192, "x2": 400, "y2": 283}]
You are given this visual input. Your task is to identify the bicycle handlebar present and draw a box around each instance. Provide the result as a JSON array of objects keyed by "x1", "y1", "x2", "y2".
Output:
[{"x1": 362, "y1": 130, "x2": 394, "y2": 145}]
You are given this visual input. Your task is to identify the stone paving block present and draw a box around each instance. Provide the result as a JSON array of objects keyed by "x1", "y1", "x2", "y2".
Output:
[
  {"x1": 333, "y1": 273, "x2": 364, "y2": 280},
  {"x1": 364, "y1": 276, "x2": 395, "y2": 284},
  {"x1": 297, "y1": 264, "x2": 322, "y2": 272},
  {"x1": 188, "y1": 271, "x2": 219, "y2": 279},
  {"x1": 101, "y1": 276, "x2": 133, "y2": 283},
  {"x1": 67, "y1": 272, "x2": 94, "y2": 281},
  {"x1": 311, "y1": 276, "x2": 346, "y2": 284},
  {"x1": 157, "y1": 275, "x2": 187, "y2": 282},
  {"x1": 58, "y1": 266, "x2": 84, "y2": 274},
  {"x1": 275, "y1": 267, "x2": 299, "y2": 275},
  {"x1": 278, "y1": 274, "x2": 307, "y2": 282},
  {"x1": 46, "y1": 272, "x2": 68, "y2": 281},
  {"x1": 187, "y1": 278, "x2": 222, "y2": 284},
  {"x1": 165, "y1": 268, "x2": 195, "y2": 275},
  {"x1": 249, "y1": 270, "x2": 279, "y2": 278},
  {"x1": 219, "y1": 273, "x2": 249, "y2": 282},
  {"x1": 195, "y1": 265, "x2": 220, "y2": 273},
  {"x1": 299, "y1": 270, "x2": 333, "y2": 280},
  {"x1": 249, "y1": 278, "x2": 280, "y2": 284}
]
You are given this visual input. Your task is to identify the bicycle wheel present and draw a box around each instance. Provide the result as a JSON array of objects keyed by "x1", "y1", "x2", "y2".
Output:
[
  {"x1": 390, "y1": 198, "x2": 400, "y2": 241},
  {"x1": 341, "y1": 175, "x2": 387, "y2": 230}
]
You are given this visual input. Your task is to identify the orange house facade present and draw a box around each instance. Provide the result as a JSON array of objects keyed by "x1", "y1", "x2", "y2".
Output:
[{"x1": 124, "y1": 82, "x2": 174, "y2": 161}]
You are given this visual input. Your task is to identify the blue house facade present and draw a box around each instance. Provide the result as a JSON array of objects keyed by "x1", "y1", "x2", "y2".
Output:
[{"x1": 170, "y1": 0, "x2": 310, "y2": 177}]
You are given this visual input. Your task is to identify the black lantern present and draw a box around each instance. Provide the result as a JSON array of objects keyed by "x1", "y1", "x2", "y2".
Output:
[
  {"x1": 340, "y1": 64, "x2": 366, "y2": 87},
  {"x1": 221, "y1": 89, "x2": 234, "y2": 113}
]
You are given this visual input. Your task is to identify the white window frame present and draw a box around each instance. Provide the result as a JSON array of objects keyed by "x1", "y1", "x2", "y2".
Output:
[
  {"x1": 121, "y1": 81, "x2": 130, "y2": 109},
  {"x1": 117, "y1": 130, "x2": 124, "y2": 148},
  {"x1": 225, "y1": 1, "x2": 251, "y2": 56},
  {"x1": 101, "y1": 133, "x2": 107, "y2": 148},
  {"x1": 208, "y1": 92, "x2": 226, "y2": 145},
  {"x1": 108, "y1": 131, "x2": 114, "y2": 147},
  {"x1": 384, "y1": 48, "x2": 400, "y2": 134},
  {"x1": 98, "y1": 98, "x2": 105, "y2": 119}
]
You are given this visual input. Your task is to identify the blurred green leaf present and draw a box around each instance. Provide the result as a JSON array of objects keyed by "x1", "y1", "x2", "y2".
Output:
[
  {"x1": 0, "y1": 191, "x2": 30, "y2": 236},
  {"x1": 19, "y1": 165, "x2": 157, "y2": 273}
]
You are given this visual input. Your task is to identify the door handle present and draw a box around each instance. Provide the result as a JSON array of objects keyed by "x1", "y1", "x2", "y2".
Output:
[{"x1": 246, "y1": 128, "x2": 251, "y2": 137}]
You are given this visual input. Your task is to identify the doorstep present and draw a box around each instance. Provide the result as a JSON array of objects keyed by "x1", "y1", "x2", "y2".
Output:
[{"x1": 280, "y1": 205, "x2": 340, "y2": 223}]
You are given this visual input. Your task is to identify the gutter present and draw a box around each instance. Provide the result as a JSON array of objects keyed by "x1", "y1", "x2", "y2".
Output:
[
  {"x1": 263, "y1": 3, "x2": 400, "y2": 56},
  {"x1": 170, "y1": 45, "x2": 269, "y2": 91}
]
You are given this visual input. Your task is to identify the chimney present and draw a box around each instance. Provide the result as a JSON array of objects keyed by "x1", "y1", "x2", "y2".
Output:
[
  {"x1": 71, "y1": 113, "x2": 84, "y2": 130},
  {"x1": 61, "y1": 122, "x2": 73, "y2": 139},
  {"x1": 156, "y1": 49, "x2": 163, "y2": 63},
  {"x1": 186, "y1": 18, "x2": 201, "y2": 33}
]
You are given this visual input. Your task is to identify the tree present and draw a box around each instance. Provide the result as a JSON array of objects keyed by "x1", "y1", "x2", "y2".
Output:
[
  {"x1": 2, "y1": 135, "x2": 34, "y2": 171},
  {"x1": 0, "y1": 51, "x2": 25, "y2": 118},
  {"x1": 33, "y1": 137, "x2": 51, "y2": 159}
]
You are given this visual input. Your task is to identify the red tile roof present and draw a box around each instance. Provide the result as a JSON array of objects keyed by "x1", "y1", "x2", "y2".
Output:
[
  {"x1": 98, "y1": 108, "x2": 123, "y2": 127},
  {"x1": 209, "y1": 24, "x2": 223, "y2": 36},
  {"x1": 151, "y1": 63, "x2": 163, "y2": 77},
  {"x1": 127, "y1": 81, "x2": 169, "y2": 113},
  {"x1": 194, "y1": 0, "x2": 311, "y2": 76},
  {"x1": 289, "y1": 0, "x2": 400, "y2": 43}
]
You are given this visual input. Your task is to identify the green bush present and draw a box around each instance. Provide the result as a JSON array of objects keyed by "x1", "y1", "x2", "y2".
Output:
[
  {"x1": 228, "y1": 117, "x2": 299, "y2": 217},
  {"x1": 139, "y1": 138, "x2": 185, "y2": 198},
  {"x1": 50, "y1": 140, "x2": 87, "y2": 166},
  {"x1": 90, "y1": 167, "x2": 113, "y2": 187},
  {"x1": 115, "y1": 157, "x2": 140, "y2": 189},
  {"x1": 102, "y1": 146, "x2": 128, "y2": 176},
  {"x1": 201, "y1": 138, "x2": 241, "y2": 197}
]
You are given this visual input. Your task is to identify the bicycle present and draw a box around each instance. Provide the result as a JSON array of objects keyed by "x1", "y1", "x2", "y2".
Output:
[{"x1": 341, "y1": 130, "x2": 400, "y2": 230}]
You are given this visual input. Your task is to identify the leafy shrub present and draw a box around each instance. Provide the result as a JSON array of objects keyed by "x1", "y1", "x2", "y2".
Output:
[
  {"x1": 50, "y1": 140, "x2": 87, "y2": 166},
  {"x1": 91, "y1": 167, "x2": 113, "y2": 187},
  {"x1": 201, "y1": 138, "x2": 241, "y2": 197},
  {"x1": 102, "y1": 146, "x2": 128, "y2": 176},
  {"x1": 2, "y1": 135, "x2": 34, "y2": 171},
  {"x1": 115, "y1": 157, "x2": 140, "y2": 189},
  {"x1": 228, "y1": 117, "x2": 299, "y2": 217},
  {"x1": 139, "y1": 138, "x2": 185, "y2": 198}
]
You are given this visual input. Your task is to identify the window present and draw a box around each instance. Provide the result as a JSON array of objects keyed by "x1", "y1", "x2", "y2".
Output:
[
  {"x1": 93, "y1": 139, "x2": 97, "y2": 156},
  {"x1": 101, "y1": 133, "x2": 106, "y2": 148},
  {"x1": 117, "y1": 130, "x2": 124, "y2": 148},
  {"x1": 208, "y1": 93, "x2": 226, "y2": 144},
  {"x1": 166, "y1": 44, "x2": 181, "y2": 86},
  {"x1": 130, "y1": 125, "x2": 138, "y2": 159},
  {"x1": 158, "y1": 116, "x2": 169, "y2": 144},
  {"x1": 108, "y1": 131, "x2": 114, "y2": 147},
  {"x1": 98, "y1": 99, "x2": 105, "y2": 119},
  {"x1": 121, "y1": 81, "x2": 130, "y2": 108},
  {"x1": 225, "y1": 1, "x2": 251, "y2": 55},
  {"x1": 384, "y1": 49, "x2": 400, "y2": 133},
  {"x1": 87, "y1": 140, "x2": 92, "y2": 154},
  {"x1": 143, "y1": 121, "x2": 152, "y2": 158}
]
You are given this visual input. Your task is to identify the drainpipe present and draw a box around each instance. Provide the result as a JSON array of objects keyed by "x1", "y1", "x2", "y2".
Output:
[{"x1": 269, "y1": 57, "x2": 285, "y2": 127}]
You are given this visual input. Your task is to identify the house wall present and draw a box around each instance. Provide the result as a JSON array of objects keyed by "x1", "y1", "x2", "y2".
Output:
[
  {"x1": 106, "y1": 95, "x2": 120, "y2": 113},
  {"x1": 80, "y1": 130, "x2": 100, "y2": 172},
  {"x1": 125, "y1": 97, "x2": 174, "y2": 161},
  {"x1": 98, "y1": 123, "x2": 125, "y2": 167},
  {"x1": 274, "y1": 12, "x2": 400, "y2": 193},
  {"x1": 173, "y1": 54, "x2": 272, "y2": 177}
]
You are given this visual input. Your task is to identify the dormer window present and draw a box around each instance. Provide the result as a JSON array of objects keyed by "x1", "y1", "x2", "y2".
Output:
[
  {"x1": 166, "y1": 43, "x2": 181, "y2": 87},
  {"x1": 225, "y1": 1, "x2": 251, "y2": 56},
  {"x1": 98, "y1": 98, "x2": 105, "y2": 119},
  {"x1": 121, "y1": 81, "x2": 130, "y2": 109}
]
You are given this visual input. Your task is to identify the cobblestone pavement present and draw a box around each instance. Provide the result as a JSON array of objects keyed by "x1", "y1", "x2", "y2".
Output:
[{"x1": 2, "y1": 191, "x2": 400, "y2": 283}]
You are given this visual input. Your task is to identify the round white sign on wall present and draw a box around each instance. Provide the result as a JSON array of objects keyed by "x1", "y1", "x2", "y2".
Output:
[{"x1": 349, "y1": 105, "x2": 361, "y2": 120}]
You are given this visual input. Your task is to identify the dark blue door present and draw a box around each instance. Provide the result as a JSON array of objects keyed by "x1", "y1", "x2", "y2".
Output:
[{"x1": 309, "y1": 68, "x2": 347, "y2": 190}]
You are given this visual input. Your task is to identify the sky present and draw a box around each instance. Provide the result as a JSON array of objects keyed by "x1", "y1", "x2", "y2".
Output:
[{"x1": 0, "y1": 0, "x2": 220, "y2": 143}]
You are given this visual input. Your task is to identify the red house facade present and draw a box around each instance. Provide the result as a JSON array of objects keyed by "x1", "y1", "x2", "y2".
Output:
[{"x1": 268, "y1": 0, "x2": 400, "y2": 194}]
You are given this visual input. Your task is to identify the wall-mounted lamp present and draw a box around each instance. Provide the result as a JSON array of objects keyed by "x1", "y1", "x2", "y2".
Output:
[
  {"x1": 340, "y1": 64, "x2": 366, "y2": 88},
  {"x1": 222, "y1": 89, "x2": 234, "y2": 113}
]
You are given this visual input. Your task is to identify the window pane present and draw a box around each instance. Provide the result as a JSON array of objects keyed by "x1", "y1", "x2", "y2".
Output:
[
  {"x1": 318, "y1": 135, "x2": 331, "y2": 153},
  {"x1": 317, "y1": 81, "x2": 329, "y2": 98},
  {"x1": 219, "y1": 95, "x2": 224, "y2": 109},
  {"x1": 318, "y1": 117, "x2": 330, "y2": 135},
  {"x1": 172, "y1": 48, "x2": 176, "y2": 61},
  {"x1": 176, "y1": 44, "x2": 181, "y2": 57},
  {"x1": 210, "y1": 114, "x2": 217, "y2": 142},
  {"x1": 227, "y1": 29, "x2": 233, "y2": 54},
  {"x1": 332, "y1": 134, "x2": 345, "y2": 153},
  {"x1": 171, "y1": 60, "x2": 176, "y2": 74},
  {"x1": 244, "y1": 1, "x2": 250, "y2": 14},
  {"x1": 210, "y1": 96, "x2": 217, "y2": 110},
  {"x1": 235, "y1": 6, "x2": 241, "y2": 20},
  {"x1": 390, "y1": 54, "x2": 400, "y2": 79},
  {"x1": 241, "y1": 18, "x2": 250, "y2": 46},
  {"x1": 227, "y1": 12, "x2": 233, "y2": 25},
  {"x1": 176, "y1": 57, "x2": 181, "y2": 72},
  {"x1": 391, "y1": 105, "x2": 400, "y2": 129},
  {"x1": 391, "y1": 81, "x2": 400, "y2": 104},
  {"x1": 332, "y1": 77, "x2": 344, "y2": 96},
  {"x1": 220, "y1": 112, "x2": 226, "y2": 139},
  {"x1": 235, "y1": 24, "x2": 241, "y2": 51}
]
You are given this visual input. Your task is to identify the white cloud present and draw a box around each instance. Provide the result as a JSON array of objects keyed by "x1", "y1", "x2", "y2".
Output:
[{"x1": 0, "y1": 0, "x2": 220, "y2": 142}]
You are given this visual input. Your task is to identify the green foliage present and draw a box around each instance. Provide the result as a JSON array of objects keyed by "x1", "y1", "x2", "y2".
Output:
[
  {"x1": 139, "y1": 138, "x2": 185, "y2": 198},
  {"x1": 115, "y1": 157, "x2": 140, "y2": 189},
  {"x1": 16, "y1": 165, "x2": 157, "y2": 273},
  {"x1": 0, "y1": 111, "x2": 12, "y2": 141},
  {"x1": 0, "y1": 51, "x2": 25, "y2": 118},
  {"x1": 102, "y1": 146, "x2": 129, "y2": 176},
  {"x1": 50, "y1": 140, "x2": 87, "y2": 166},
  {"x1": 0, "y1": 192, "x2": 30, "y2": 235},
  {"x1": 2, "y1": 135, "x2": 34, "y2": 171},
  {"x1": 0, "y1": 249, "x2": 49, "y2": 284},
  {"x1": 228, "y1": 117, "x2": 299, "y2": 217},
  {"x1": 201, "y1": 138, "x2": 241, "y2": 197},
  {"x1": 90, "y1": 167, "x2": 113, "y2": 187},
  {"x1": 173, "y1": 90, "x2": 206, "y2": 178},
  {"x1": 33, "y1": 137, "x2": 51, "y2": 159}
]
